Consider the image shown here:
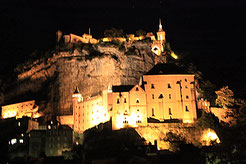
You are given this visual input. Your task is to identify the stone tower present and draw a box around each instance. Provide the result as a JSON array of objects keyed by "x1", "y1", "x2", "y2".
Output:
[{"x1": 156, "y1": 19, "x2": 166, "y2": 44}]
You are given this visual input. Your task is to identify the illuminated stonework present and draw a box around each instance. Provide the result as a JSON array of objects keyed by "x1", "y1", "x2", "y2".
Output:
[
  {"x1": 72, "y1": 63, "x2": 197, "y2": 143},
  {"x1": 151, "y1": 19, "x2": 166, "y2": 56},
  {"x1": 1, "y1": 100, "x2": 41, "y2": 119}
]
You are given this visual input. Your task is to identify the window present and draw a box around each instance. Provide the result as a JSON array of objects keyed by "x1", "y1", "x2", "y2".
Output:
[
  {"x1": 151, "y1": 84, "x2": 155, "y2": 89},
  {"x1": 169, "y1": 108, "x2": 172, "y2": 115},
  {"x1": 152, "y1": 108, "x2": 155, "y2": 116},
  {"x1": 186, "y1": 95, "x2": 189, "y2": 99},
  {"x1": 158, "y1": 94, "x2": 164, "y2": 99},
  {"x1": 136, "y1": 87, "x2": 139, "y2": 91},
  {"x1": 117, "y1": 98, "x2": 120, "y2": 104},
  {"x1": 136, "y1": 99, "x2": 139, "y2": 103},
  {"x1": 124, "y1": 98, "x2": 127, "y2": 103},
  {"x1": 152, "y1": 94, "x2": 155, "y2": 99},
  {"x1": 169, "y1": 94, "x2": 171, "y2": 99},
  {"x1": 137, "y1": 109, "x2": 140, "y2": 112},
  {"x1": 168, "y1": 83, "x2": 171, "y2": 88},
  {"x1": 136, "y1": 120, "x2": 142, "y2": 123},
  {"x1": 185, "y1": 78, "x2": 187, "y2": 82},
  {"x1": 186, "y1": 106, "x2": 189, "y2": 112}
]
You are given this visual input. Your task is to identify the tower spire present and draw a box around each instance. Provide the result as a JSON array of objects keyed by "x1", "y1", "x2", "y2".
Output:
[{"x1": 159, "y1": 18, "x2": 163, "y2": 31}]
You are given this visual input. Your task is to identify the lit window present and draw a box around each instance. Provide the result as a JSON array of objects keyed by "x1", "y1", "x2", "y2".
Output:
[
  {"x1": 151, "y1": 84, "x2": 155, "y2": 89},
  {"x1": 18, "y1": 122, "x2": 21, "y2": 127},
  {"x1": 48, "y1": 125, "x2": 51, "y2": 129},
  {"x1": 169, "y1": 108, "x2": 172, "y2": 115},
  {"x1": 11, "y1": 138, "x2": 17, "y2": 145},
  {"x1": 117, "y1": 98, "x2": 120, "y2": 104},
  {"x1": 152, "y1": 94, "x2": 154, "y2": 99},
  {"x1": 152, "y1": 108, "x2": 155, "y2": 116},
  {"x1": 186, "y1": 106, "x2": 189, "y2": 112},
  {"x1": 136, "y1": 87, "x2": 139, "y2": 91},
  {"x1": 136, "y1": 99, "x2": 139, "y2": 103},
  {"x1": 169, "y1": 94, "x2": 171, "y2": 99},
  {"x1": 168, "y1": 83, "x2": 171, "y2": 88}
]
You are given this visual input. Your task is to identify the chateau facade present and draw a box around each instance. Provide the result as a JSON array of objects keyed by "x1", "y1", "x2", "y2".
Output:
[{"x1": 73, "y1": 63, "x2": 197, "y2": 142}]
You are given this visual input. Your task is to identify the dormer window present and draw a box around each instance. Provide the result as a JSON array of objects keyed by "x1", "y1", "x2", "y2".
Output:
[{"x1": 151, "y1": 84, "x2": 155, "y2": 89}]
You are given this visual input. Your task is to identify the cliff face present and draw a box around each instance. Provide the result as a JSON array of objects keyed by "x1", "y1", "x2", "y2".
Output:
[{"x1": 5, "y1": 41, "x2": 161, "y2": 115}]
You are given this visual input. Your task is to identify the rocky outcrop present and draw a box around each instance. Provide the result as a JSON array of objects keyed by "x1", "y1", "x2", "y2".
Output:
[{"x1": 5, "y1": 41, "x2": 159, "y2": 115}]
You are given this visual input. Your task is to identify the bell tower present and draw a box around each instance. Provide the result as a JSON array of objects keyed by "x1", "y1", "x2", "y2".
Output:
[{"x1": 156, "y1": 19, "x2": 166, "y2": 43}]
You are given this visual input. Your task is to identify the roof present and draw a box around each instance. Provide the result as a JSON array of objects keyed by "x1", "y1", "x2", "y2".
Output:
[
  {"x1": 112, "y1": 85, "x2": 135, "y2": 92},
  {"x1": 144, "y1": 63, "x2": 190, "y2": 75},
  {"x1": 74, "y1": 86, "x2": 80, "y2": 94}
]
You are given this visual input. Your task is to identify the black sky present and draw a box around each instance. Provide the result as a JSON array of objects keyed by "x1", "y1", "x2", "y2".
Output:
[{"x1": 0, "y1": 0, "x2": 246, "y2": 96}]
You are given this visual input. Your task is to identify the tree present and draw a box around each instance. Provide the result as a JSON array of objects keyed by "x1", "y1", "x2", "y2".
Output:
[
  {"x1": 104, "y1": 28, "x2": 124, "y2": 38},
  {"x1": 215, "y1": 86, "x2": 235, "y2": 108},
  {"x1": 196, "y1": 111, "x2": 220, "y2": 131}
]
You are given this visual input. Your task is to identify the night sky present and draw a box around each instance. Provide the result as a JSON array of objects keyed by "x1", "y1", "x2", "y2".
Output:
[{"x1": 1, "y1": 0, "x2": 246, "y2": 96}]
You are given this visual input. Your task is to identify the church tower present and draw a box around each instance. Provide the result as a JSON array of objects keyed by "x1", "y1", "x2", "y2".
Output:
[{"x1": 156, "y1": 19, "x2": 166, "y2": 43}]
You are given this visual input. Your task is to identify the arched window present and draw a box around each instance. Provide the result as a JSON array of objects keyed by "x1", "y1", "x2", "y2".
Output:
[{"x1": 136, "y1": 99, "x2": 139, "y2": 103}]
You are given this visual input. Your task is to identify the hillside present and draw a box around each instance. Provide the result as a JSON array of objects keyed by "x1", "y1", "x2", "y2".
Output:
[{"x1": 2, "y1": 40, "x2": 162, "y2": 117}]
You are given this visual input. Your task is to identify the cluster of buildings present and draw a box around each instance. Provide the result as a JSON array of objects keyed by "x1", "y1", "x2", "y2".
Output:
[
  {"x1": 56, "y1": 19, "x2": 167, "y2": 58},
  {"x1": 73, "y1": 63, "x2": 197, "y2": 144},
  {"x1": 0, "y1": 20, "x2": 222, "y2": 159}
]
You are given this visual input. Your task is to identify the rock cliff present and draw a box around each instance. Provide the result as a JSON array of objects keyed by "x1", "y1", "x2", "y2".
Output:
[{"x1": 4, "y1": 41, "x2": 162, "y2": 116}]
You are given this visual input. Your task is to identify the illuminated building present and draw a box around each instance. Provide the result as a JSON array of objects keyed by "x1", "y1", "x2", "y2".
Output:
[
  {"x1": 151, "y1": 19, "x2": 166, "y2": 56},
  {"x1": 73, "y1": 63, "x2": 197, "y2": 143},
  {"x1": 1, "y1": 100, "x2": 41, "y2": 119},
  {"x1": 143, "y1": 63, "x2": 197, "y2": 123}
]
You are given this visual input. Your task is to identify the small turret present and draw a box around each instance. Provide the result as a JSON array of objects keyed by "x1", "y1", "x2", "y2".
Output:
[{"x1": 72, "y1": 86, "x2": 83, "y2": 102}]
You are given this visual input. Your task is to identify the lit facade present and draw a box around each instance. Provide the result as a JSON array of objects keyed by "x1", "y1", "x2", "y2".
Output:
[
  {"x1": 72, "y1": 63, "x2": 197, "y2": 140},
  {"x1": 143, "y1": 64, "x2": 197, "y2": 123},
  {"x1": 1, "y1": 100, "x2": 41, "y2": 119}
]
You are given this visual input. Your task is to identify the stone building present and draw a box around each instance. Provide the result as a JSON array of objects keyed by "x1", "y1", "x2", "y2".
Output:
[
  {"x1": 29, "y1": 125, "x2": 73, "y2": 157},
  {"x1": 73, "y1": 63, "x2": 197, "y2": 143},
  {"x1": 151, "y1": 19, "x2": 166, "y2": 56},
  {"x1": 1, "y1": 100, "x2": 41, "y2": 119}
]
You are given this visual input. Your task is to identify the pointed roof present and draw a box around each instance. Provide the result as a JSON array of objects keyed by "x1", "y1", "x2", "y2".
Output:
[
  {"x1": 74, "y1": 86, "x2": 80, "y2": 94},
  {"x1": 144, "y1": 63, "x2": 190, "y2": 75},
  {"x1": 158, "y1": 18, "x2": 163, "y2": 32}
]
